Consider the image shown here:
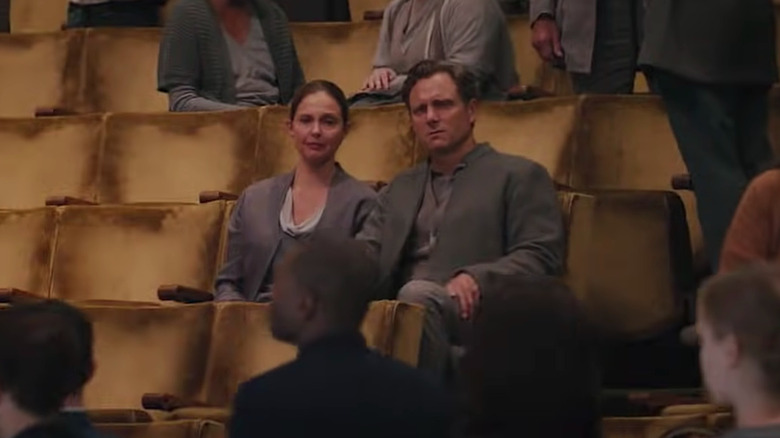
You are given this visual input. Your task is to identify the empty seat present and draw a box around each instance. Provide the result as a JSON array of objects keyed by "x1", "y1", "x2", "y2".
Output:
[
  {"x1": 82, "y1": 28, "x2": 167, "y2": 113},
  {"x1": 0, "y1": 115, "x2": 103, "y2": 209},
  {"x1": 476, "y1": 97, "x2": 579, "y2": 186},
  {"x1": 0, "y1": 31, "x2": 83, "y2": 117},
  {"x1": 9, "y1": 0, "x2": 69, "y2": 33},
  {"x1": 256, "y1": 104, "x2": 416, "y2": 182},
  {"x1": 97, "y1": 420, "x2": 224, "y2": 438},
  {"x1": 290, "y1": 22, "x2": 381, "y2": 95},
  {"x1": 0, "y1": 208, "x2": 57, "y2": 298},
  {"x1": 82, "y1": 304, "x2": 214, "y2": 409},
  {"x1": 100, "y1": 110, "x2": 260, "y2": 203},
  {"x1": 50, "y1": 203, "x2": 226, "y2": 302}
]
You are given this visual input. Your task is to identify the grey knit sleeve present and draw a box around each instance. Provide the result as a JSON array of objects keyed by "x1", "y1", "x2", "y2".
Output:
[{"x1": 168, "y1": 86, "x2": 243, "y2": 112}]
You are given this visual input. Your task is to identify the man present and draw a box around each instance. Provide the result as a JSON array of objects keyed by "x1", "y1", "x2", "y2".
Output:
[
  {"x1": 229, "y1": 235, "x2": 453, "y2": 438},
  {"x1": 639, "y1": 0, "x2": 778, "y2": 271},
  {"x1": 529, "y1": 0, "x2": 644, "y2": 94},
  {"x1": 67, "y1": 0, "x2": 167, "y2": 28},
  {"x1": 696, "y1": 264, "x2": 780, "y2": 437},
  {"x1": 158, "y1": 0, "x2": 305, "y2": 112},
  {"x1": 357, "y1": 60, "x2": 566, "y2": 379},
  {"x1": 0, "y1": 301, "x2": 100, "y2": 438}
]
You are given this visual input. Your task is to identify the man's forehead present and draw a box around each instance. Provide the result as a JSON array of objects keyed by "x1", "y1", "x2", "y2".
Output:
[{"x1": 410, "y1": 74, "x2": 459, "y2": 102}]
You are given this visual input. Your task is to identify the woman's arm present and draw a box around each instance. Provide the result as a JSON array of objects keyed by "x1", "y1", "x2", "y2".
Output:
[{"x1": 214, "y1": 192, "x2": 250, "y2": 301}]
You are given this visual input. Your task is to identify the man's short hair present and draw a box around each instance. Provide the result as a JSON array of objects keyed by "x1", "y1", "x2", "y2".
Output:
[
  {"x1": 0, "y1": 300, "x2": 94, "y2": 416},
  {"x1": 285, "y1": 234, "x2": 379, "y2": 329},
  {"x1": 699, "y1": 263, "x2": 780, "y2": 397},
  {"x1": 401, "y1": 60, "x2": 480, "y2": 109}
]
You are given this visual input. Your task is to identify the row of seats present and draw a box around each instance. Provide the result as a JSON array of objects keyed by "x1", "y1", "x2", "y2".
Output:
[{"x1": 0, "y1": 22, "x2": 570, "y2": 116}]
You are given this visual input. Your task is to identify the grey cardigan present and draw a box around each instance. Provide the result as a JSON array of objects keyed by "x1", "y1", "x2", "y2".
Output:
[
  {"x1": 158, "y1": 0, "x2": 305, "y2": 109},
  {"x1": 357, "y1": 144, "x2": 565, "y2": 300},
  {"x1": 215, "y1": 167, "x2": 377, "y2": 302}
]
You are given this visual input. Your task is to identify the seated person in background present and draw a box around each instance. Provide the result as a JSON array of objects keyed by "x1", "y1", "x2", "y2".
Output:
[
  {"x1": 357, "y1": 60, "x2": 566, "y2": 380},
  {"x1": 459, "y1": 275, "x2": 600, "y2": 438},
  {"x1": 696, "y1": 263, "x2": 780, "y2": 437},
  {"x1": 158, "y1": 0, "x2": 305, "y2": 112},
  {"x1": 214, "y1": 80, "x2": 377, "y2": 302},
  {"x1": 229, "y1": 234, "x2": 453, "y2": 438},
  {"x1": 0, "y1": 300, "x2": 100, "y2": 438},
  {"x1": 720, "y1": 162, "x2": 780, "y2": 273},
  {"x1": 352, "y1": 0, "x2": 519, "y2": 106},
  {"x1": 67, "y1": 0, "x2": 167, "y2": 28}
]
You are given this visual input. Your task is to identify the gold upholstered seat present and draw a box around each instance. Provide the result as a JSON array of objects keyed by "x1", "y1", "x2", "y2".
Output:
[
  {"x1": 97, "y1": 420, "x2": 224, "y2": 438},
  {"x1": 9, "y1": 0, "x2": 69, "y2": 33},
  {"x1": 602, "y1": 414, "x2": 712, "y2": 438},
  {"x1": 0, "y1": 208, "x2": 57, "y2": 298}
]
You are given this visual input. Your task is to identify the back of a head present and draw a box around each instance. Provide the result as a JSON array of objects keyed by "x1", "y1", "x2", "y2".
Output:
[
  {"x1": 699, "y1": 263, "x2": 780, "y2": 399},
  {"x1": 286, "y1": 234, "x2": 380, "y2": 329},
  {"x1": 0, "y1": 300, "x2": 94, "y2": 417},
  {"x1": 462, "y1": 275, "x2": 600, "y2": 438}
]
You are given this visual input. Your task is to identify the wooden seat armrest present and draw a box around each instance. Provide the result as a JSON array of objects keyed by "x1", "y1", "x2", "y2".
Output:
[
  {"x1": 35, "y1": 107, "x2": 81, "y2": 117},
  {"x1": 672, "y1": 174, "x2": 694, "y2": 191},
  {"x1": 363, "y1": 181, "x2": 387, "y2": 192},
  {"x1": 199, "y1": 191, "x2": 239, "y2": 204},
  {"x1": 507, "y1": 85, "x2": 554, "y2": 101},
  {"x1": 142, "y1": 393, "x2": 210, "y2": 412},
  {"x1": 363, "y1": 9, "x2": 384, "y2": 20},
  {"x1": 158, "y1": 285, "x2": 214, "y2": 304},
  {"x1": 0, "y1": 288, "x2": 44, "y2": 304},
  {"x1": 45, "y1": 196, "x2": 96, "y2": 207}
]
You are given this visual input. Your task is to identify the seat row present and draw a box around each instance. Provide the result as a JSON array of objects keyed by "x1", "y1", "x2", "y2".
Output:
[{"x1": 0, "y1": 21, "x2": 572, "y2": 117}]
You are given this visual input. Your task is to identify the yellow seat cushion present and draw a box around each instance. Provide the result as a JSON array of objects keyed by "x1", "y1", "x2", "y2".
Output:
[{"x1": 0, "y1": 208, "x2": 57, "y2": 297}]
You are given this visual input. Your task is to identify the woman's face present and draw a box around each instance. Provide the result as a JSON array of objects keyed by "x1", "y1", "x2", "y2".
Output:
[{"x1": 288, "y1": 91, "x2": 347, "y2": 167}]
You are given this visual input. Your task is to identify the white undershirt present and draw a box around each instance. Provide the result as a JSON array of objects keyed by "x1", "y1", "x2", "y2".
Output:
[{"x1": 278, "y1": 188, "x2": 325, "y2": 236}]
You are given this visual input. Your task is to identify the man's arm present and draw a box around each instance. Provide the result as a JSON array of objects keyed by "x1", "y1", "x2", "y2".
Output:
[
  {"x1": 355, "y1": 185, "x2": 388, "y2": 254},
  {"x1": 461, "y1": 162, "x2": 566, "y2": 287},
  {"x1": 529, "y1": 0, "x2": 563, "y2": 62},
  {"x1": 214, "y1": 192, "x2": 249, "y2": 302}
]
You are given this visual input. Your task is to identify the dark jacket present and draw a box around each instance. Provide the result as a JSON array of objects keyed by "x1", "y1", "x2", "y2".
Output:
[
  {"x1": 13, "y1": 412, "x2": 105, "y2": 438},
  {"x1": 229, "y1": 332, "x2": 453, "y2": 438}
]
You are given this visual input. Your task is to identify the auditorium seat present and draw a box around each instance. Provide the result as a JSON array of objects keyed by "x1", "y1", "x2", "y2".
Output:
[
  {"x1": 0, "y1": 31, "x2": 82, "y2": 117},
  {"x1": 602, "y1": 414, "x2": 710, "y2": 438},
  {"x1": 100, "y1": 110, "x2": 260, "y2": 204},
  {"x1": 290, "y1": 21, "x2": 381, "y2": 95},
  {"x1": 9, "y1": 0, "x2": 69, "y2": 33},
  {"x1": 49, "y1": 203, "x2": 226, "y2": 302},
  {"x1": 476, "y1": 97, "x2": 579, "y2": 186},
  {"x1": 0, "y1": 115, "x2": 103, "y2": 209},
  {"x1": 348, "y1": 0, "x2": 390, "y2": 20},
  {"x1": 97, "y1": 420, "x2": 224, "y2": 438},
  {"x1": 506, "y1": 15, "x2": 574, "y2": 95},
  {"x1": 0, "y1": 208, "x2": 57, "y2": 299},
  {"x1": 82, "y1": 28, "x2": 167, "y2": 114},
  {"x1": 82, "y1": 304, "x2": 215, "y2": 410},
  {"x1": 256, "y1": 105, "x2": 416, "y2": 182}
]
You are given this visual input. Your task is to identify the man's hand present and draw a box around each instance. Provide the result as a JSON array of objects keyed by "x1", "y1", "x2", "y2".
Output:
[
  {"x1": 362, "y1": 67, "x2": 397, "y2": 91},
  {"x1": 531, "y1": 16, "x2": 563, "y2": 63},
  {"x1": 446, "y1": 273, "x2": 480, "y2": 320}
]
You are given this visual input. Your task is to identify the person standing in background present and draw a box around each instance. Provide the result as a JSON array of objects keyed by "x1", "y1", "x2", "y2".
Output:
[
  {"x1": 529, "y1": 0, "x2": 644, "y2": 94},
  {"x1": 639, "y1": 0, "x2": 778, "y2": 272},
  {"x1": 67, "y1": 0, "x2": 167, "y2": 28}
]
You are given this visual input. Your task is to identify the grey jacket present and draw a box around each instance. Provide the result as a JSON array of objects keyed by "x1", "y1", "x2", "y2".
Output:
[
  {"x1": 158, "y1": 0, "x2": 305, "y2": 108},
  {"x1": 638, "y1": 0, "x2": 778, "y2": 84},
  {"x1": 215, "y1": 167, "x2": 377, "y2": 302},
  {"x1": 357, "y1": 144, "x2": 565, "y2": 299},
  {"x1": 529, "y1": 0, "x2": 598, "y2": 74}
]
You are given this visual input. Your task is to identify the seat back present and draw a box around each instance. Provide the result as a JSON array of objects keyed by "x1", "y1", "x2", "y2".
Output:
[
  {"x1": 50, "y1": 203, "x2": 226, "y2": 302},
  {"x1": 256, "y1": 105, "x2": 416, "y2": 182},
  {"x1": 82, "y1": 304, "x2": 214, "y2": 409},
  {"x1": 506, "y1": 15, "x2": 573, "y2": 94},
  {"x1": 100, "y1": 110, "x2": 260, "y2": 204},
  {"x1": 82, "y1": 28, "x2": 167, "y2": 113},
  {"x1": 290, "y1": 22, "x2": 380, "y2": 95},
  {"x1": 9, "y1": 0, "x2": 69, "y2": 33},
  {"x1": 475, "y1": 98, "x2": 579, "y2": 186},
  {"x1": 0, "y1": 208, "x2": 57, "y2": 297},
  {"x1": 602, "y1": 415, "x2": 708, "y2": 438},
  {"x1": 0, "y1": 115, "x2": 104, "y2": 209},
  {"x1": 97, "y1": 421, "x2": 225, "y2": 438},
  {"x1": 0, "y1": 31, "x2": 83, "y2": 117},
  {"x1": 360, "y1": 300, "x2": 425, "y2": 367}
]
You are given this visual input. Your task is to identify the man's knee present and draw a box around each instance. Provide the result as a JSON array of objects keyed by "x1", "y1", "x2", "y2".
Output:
[{"x1": 397, "y1": 280, "x2": 447, "y2": 306}]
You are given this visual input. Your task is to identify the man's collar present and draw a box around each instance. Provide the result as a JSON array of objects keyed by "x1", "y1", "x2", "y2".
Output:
[{"x1": 428, "y1": 143, "x2": 492, "y2": 175}]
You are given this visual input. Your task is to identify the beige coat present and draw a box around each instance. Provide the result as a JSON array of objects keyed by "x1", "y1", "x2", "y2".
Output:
[{"x1": 529, "y1": 0, "x2": 597, "y2": 74}]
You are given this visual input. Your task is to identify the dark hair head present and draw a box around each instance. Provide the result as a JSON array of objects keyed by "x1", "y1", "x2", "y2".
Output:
[
  {"x1": 285, "y1": 234, "x2": 379, "y2": 329},
  {"x1": 0, "y1": 300, "x2": 94, "y2": 417},
  {"x1": 699, "y1": 263, "x2": 780, "y2": 397},
  {"x1": 461, "y1": 274, "x2": 600, "y2": 438},
  {"x1": 289, "y1": 80, "x2": 349, "y2": 126},
  {"x1": 401, "y1": 60, "x2": 479, "y2": 109}
]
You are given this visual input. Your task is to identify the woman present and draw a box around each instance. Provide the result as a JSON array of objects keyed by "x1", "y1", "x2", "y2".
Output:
[
  {"x1": 214, "y1": 80, "x2": 377, "y2": 302},
  {"x1": 720, "y1": 162, "x2": 780, "y2": 273},
  {"x1": 459, "y1": 275, "x2": 601, "y2": 438},
  {"x1": 158, "y1": 0, "x2": 305, "y2": 112}
]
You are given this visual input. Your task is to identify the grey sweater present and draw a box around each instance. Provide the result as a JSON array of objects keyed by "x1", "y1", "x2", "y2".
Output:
[{"x1": 158, "y1": 0, "x2": 305, "y2": 112}]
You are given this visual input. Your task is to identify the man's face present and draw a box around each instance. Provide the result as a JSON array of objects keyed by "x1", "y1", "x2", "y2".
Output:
[
  {"x1": 270, "y1": 259, "x2": 306, "y2": 344},
  {"x1": 697, "y1": 311, "x2": 738, "y2": 404},
  {"x1": 408, "y1": 72, "x2": 476, "y2": 156}
]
